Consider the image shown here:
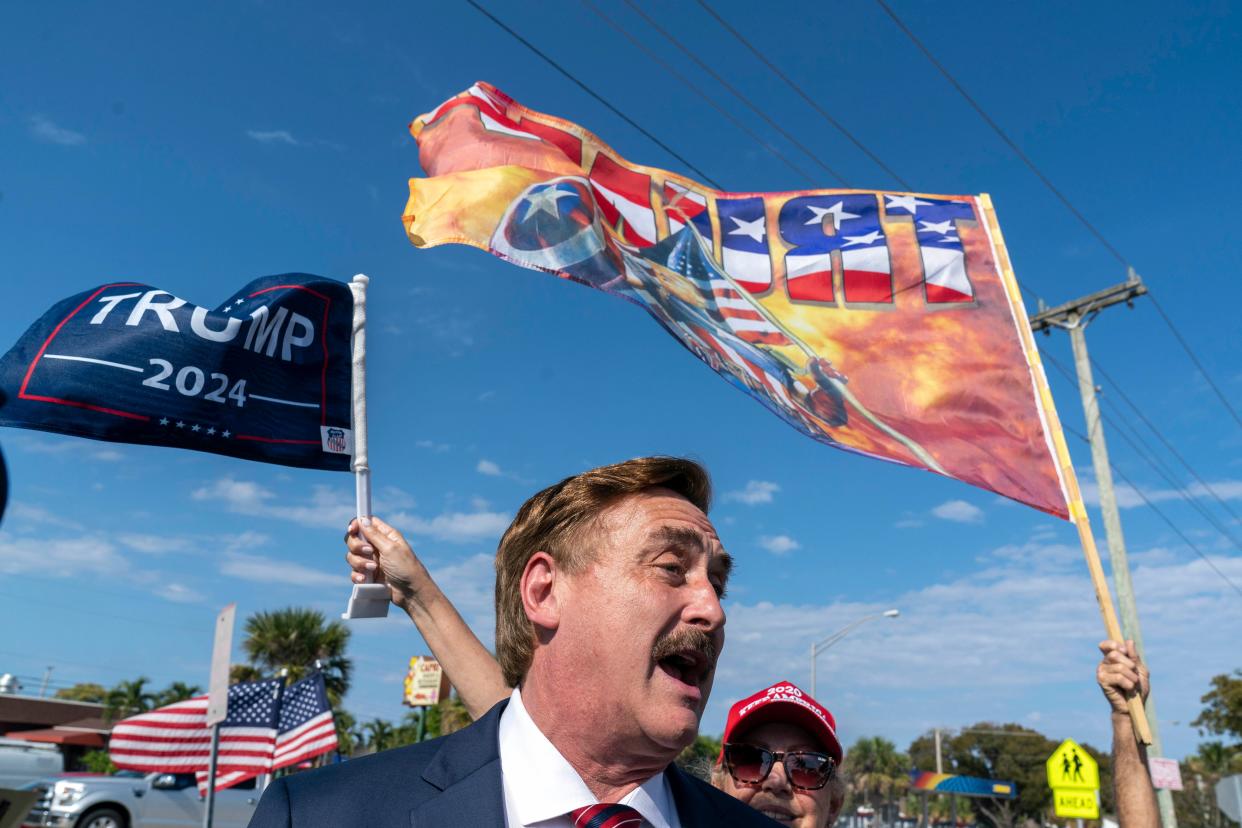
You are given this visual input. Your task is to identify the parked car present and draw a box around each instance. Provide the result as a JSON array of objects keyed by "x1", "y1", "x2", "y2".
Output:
[
  {"x1": 0, "y1": 738, "x2": 64, "y2": 788},
  {"x1": 20, "y1": 772, "x2": 260, "y2": 828}
]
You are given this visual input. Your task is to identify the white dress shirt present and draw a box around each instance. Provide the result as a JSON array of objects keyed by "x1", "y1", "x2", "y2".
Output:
[{"x1": 498, "y1": 688, "x2": 682, "y2": 828}]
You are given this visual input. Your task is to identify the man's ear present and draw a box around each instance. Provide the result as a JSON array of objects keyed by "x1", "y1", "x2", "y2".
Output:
[{"x1": 520, "y1": 551, "x2": 560, "y2": 632}]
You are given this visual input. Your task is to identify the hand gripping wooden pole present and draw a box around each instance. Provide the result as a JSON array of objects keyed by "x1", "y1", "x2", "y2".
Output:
[{"x1": 978, "y1": 194, "x2": 1152, "y2": 744}]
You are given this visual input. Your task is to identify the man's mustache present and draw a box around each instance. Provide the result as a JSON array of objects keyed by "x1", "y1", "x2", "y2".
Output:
[{"x1": 652, "y1": 627, "x2": 718, "y2": 667}]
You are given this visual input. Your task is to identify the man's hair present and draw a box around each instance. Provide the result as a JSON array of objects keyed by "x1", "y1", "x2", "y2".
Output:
[{"x1": 493, "y1": 456, "x2": 712, "y2": 687}]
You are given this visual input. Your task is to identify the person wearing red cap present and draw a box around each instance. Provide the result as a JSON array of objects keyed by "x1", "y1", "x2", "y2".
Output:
[{"x1": 711, "y1": 681, "x2": 846, "y2": 828}]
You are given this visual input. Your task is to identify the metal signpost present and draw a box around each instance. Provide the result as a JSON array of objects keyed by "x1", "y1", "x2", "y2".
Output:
[
  {"x1": 1217, "y1": 774, "x2": 1242, "y2": 825},
  {"x1": 1046, "y1": 738, "x2": 1100, "y2": 822},
  {"x1": 203, "y1": 603, "x2": 236, "y2": 828}
]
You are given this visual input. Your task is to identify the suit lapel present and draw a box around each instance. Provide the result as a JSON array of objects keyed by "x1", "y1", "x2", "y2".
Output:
[
  {"x1": 666, "y1": 764, "x2": 726, "y2": 823},
  {"x1": 410, "y1": 700, "x2": 508, "y2": 827}
]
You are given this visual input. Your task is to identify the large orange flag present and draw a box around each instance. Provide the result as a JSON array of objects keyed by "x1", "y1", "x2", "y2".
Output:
[{"x1": 403, "y1": 82, "x2": 1070, "y2": 518}]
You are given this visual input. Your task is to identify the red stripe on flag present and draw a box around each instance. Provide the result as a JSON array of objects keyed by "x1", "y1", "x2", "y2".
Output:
[{"x1": 842, "y1": 270, "x2": 893, "y2": 304}]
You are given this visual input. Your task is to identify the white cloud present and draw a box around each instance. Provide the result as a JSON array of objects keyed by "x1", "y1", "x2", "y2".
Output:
[
  {"x1": 476, "y1": 459, "x2": 502, "y2": 477},
  {"x1": 219, "y1": 551, "x2": 340, "y2": 587},
  {"x1": 29, "y1": 115, "x2": 86, "y2": 146},
  {"x1": 246, "y1": 129, "x2": 300, "y2": 146},
  {"x1": 758, "y1": 535, "x2": 800, "y2": 555},
  {"x1": 156, "y1": 582, "x2": 205, "y2": 603},
  {"x1": 191, "y1": 478, "x2": 353, "y2": 528},
  {"x1": 5, "y1": 502, "x2": 84, "y2": 531},
  {"x1": 192, "y1": 476, "x2": 508, "y2": 544},
  {"x1": 931, "y1": 499, "x2": 984, "y2": 523},
  {"x1": 1082, "y1": 478, "x2": 1242, "y2": 509},
  {"x1": 415, "y1": 439, "x2": 452, "y2": 452},
  {"x1": 119, "y1": 533, "x2": 194, "y2": 555},
  {"x1": 12, "y1": 435, "x2": 126, "y2": 461},
  {"x1": 701, "y1": 533, "x2": 1242, "y2": 759},
  {"x1": 724, "y1": 481, "x2": 780, "y2": 506},
  {"x1": 398, "y1": 510, "x2": 511, "y2": 544},
  {"x1": 0, "y1": 533, "x2": 129, "y2": 577},
  {"x1": 894, "y1": 514, "x2": 925, "y2": 529},
  {"x1": 427, "y1": 553, "x2": 497, "y2": 646}
]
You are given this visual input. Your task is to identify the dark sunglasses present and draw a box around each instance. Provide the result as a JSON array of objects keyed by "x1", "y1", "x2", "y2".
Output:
[{"x1": 723, "y1": 742, "x2": 836, "y2": 791}]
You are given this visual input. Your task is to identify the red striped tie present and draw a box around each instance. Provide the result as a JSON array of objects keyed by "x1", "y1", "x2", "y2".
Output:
[{"x1": 570, "y1": 803, "x2": 644, "y2": 828}]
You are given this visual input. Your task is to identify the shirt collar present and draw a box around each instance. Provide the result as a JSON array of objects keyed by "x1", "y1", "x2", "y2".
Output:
[{"x1": 498, "y1": 687, "x2": 679, "y2": 828}]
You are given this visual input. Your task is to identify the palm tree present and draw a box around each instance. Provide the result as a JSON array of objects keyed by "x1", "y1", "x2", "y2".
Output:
[
  {"x1": 333, "y1": 709, "x2": 362, "y2": 757},
  {"x1": 104, "y1": 677, "x2": 156, "y2": 722},
  {"x1": 153, "y1": 681, "x2": 202, "y2": 707},
  {"x1": 363, "y1": 718, "x2": 396, "y2": 753},
  {"x1": 846, "y1": 736, "x2": 910, "y2": 823},
  {"x1": 240, "y1": 607, "x2": 352, "y2": 704}
]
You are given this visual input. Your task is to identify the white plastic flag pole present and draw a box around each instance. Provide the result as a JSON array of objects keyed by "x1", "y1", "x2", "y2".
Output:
[{"x1": 342, "y1": 274, "x2": 390, "y2": 619}]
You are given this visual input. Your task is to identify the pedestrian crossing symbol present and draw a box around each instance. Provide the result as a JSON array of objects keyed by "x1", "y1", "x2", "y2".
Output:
[{"x1": 1046, "y1": 739, "x2": 1100, "y2": 818}]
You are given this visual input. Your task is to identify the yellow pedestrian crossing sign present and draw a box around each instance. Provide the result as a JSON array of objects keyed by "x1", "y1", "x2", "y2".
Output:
[{"x1": 1047, "y1": 739, "x2": 1100, "y2": 819}]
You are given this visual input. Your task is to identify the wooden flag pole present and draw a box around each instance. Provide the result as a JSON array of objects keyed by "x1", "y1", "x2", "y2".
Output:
[{"x1": 978, "y1": 194, "x2": 1153, "y2": 744}]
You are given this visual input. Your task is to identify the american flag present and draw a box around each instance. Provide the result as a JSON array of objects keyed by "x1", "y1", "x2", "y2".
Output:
[
  {"x1": 272, "y1": 673, "x2": 338, "y2": 770},
  {"x1": 646, "y1": 225, "x2": 791, "y2": 347},
  {"x1": 110, "y1": 679, "x2": 283, "y2": 778},
  {"x1": 195, "y1": 673, "x2": 339, "y2": 794}
]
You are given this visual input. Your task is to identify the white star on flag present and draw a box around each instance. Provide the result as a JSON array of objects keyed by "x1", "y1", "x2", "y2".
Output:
[
  {"x1": 727, "y1": 215, "x2": 766, "y2": 243},
  {"x1": 191, "y1": 424, "x2": 201, "y2": 432},
  {"x1": 805, "y1": 201, "x2": 860, "y2": 231},
  {"x1": 222, "y1": 430, "x2": 231, "y2": 438},
  {"x1": 159, "y1": 417, "x2": 169, "y2": 426},
  {"x1": 885, "y1": 194, "x2": 934, "y2": 213},
  {"x1": 524, "y1": 185, "x2": 574, "y2": 220},
  {"x1": 918, "y1": 219, "x2": 956, "y2": 235},
  {"x1": 842, "y1": 230, "x2": 884, "y2": 247}
]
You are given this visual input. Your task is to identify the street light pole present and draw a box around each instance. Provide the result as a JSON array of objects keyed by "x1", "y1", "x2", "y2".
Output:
[{"x1": 810, "y1": 609, "x2": 899, "y2": 698}]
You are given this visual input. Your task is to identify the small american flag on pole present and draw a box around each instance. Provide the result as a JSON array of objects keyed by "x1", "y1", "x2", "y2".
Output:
[
  {"x1": 195, "y1": 673, "x2": 338, "y2": 793},
  {"x1": 273, "y1": 673, "x2": 338, "y2": 770},
  {"x1": 110, "y1": 679, "x2": 283, "y2": 777}
]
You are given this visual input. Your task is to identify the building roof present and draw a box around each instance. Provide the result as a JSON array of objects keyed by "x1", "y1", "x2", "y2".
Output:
[{"x1": 0, "y1": 694, "x2": 109, "y2": 734}]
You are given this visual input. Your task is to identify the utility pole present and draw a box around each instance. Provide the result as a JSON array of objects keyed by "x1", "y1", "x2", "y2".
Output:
[{"x1": 1031, "y1": 271, "x2": 1177, "y2": 828}]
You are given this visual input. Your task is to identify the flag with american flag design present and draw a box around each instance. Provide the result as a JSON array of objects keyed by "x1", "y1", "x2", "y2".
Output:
[
  {"x1": 110, "y1": 679, "x2": 283, "y2": 779},
  {"x1": 194, "y1": 673, "x2": 338, "y2": 794},
  {"x1": 402, "y1": 82, "x2": 1072, "y2": 519},
  {"x1": 272, "y1": 672, "x2": 338, "y2": 770}
]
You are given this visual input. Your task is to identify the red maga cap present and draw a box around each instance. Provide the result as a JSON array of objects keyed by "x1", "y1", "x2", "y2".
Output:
[{"x1": 720, "y1": 680, "x2": 842, "y2": 765}]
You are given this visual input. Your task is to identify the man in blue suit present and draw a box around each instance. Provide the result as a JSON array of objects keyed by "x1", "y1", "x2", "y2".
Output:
[{"x1": 249, "y1": 457, "x2": 779, "y2": 826}]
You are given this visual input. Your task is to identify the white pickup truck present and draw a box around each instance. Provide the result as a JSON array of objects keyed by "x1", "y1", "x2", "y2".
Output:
[{"x1": 20, "y1": 772, "x2": 260, "y2": 828}]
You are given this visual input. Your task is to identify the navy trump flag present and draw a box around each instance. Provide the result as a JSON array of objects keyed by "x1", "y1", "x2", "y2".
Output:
[{"x1": 0, "y1": 274, "x2": 354, "y2": 471}]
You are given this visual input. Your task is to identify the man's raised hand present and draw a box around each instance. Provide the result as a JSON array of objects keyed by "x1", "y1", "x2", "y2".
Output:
[{"x1": 1097, "y1": 639, "x2": 1150, "y2": 715}]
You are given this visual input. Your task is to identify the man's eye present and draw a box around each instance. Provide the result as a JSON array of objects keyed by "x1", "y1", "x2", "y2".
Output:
[
  {"x1": 660, "y1": 562, "x2": 685, "y2": 577},
  {"x1": 712, "y1": 581, "x2": 728, "y2": 599}
]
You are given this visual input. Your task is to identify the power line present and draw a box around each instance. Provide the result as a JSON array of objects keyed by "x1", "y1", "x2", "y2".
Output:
[
  {"x1": 1040, "y1": 350, "x2": 1242, "y2": 589},
  {"x1": 1146, "y1": 293, "x2": 1242, "y2": 430},
  {"x1": 1063, "y1": 422, "x2": 1242, "y2": 601},
  {"x1": 871, "y1": 0, "x2": 1126, "y2": 266},
  {"x1": 693, "y1": 0, "x2": 912, "y2": 189},
  {"x1": 1087, "y1": 355, "x2": 1242, "y2": 527},
  {"x1": 1039, "y1": 347, "x2": 1242, "y2": 553},
  {"x1": 579, "y1": 0, "x2": 816, "y2": 185},
  {"x1": 463, "y1": 0, "x2": 723, "y2": 188},
  {"x1": 617, "y1": 0, "x2": 849, "y2": 187},
  {"x1": 871, "y1": 0, "x2": 1241, "y2": 434}
]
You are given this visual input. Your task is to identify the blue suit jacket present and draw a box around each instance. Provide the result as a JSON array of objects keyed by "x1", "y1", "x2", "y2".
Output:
[{"x1": 248, "y1": 700, "x2": 779, "y2": 827}]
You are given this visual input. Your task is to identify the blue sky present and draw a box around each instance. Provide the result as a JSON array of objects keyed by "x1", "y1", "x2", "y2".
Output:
[{"x1": 1, "y1": 0, "x2": 1239, "y2": 762}]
